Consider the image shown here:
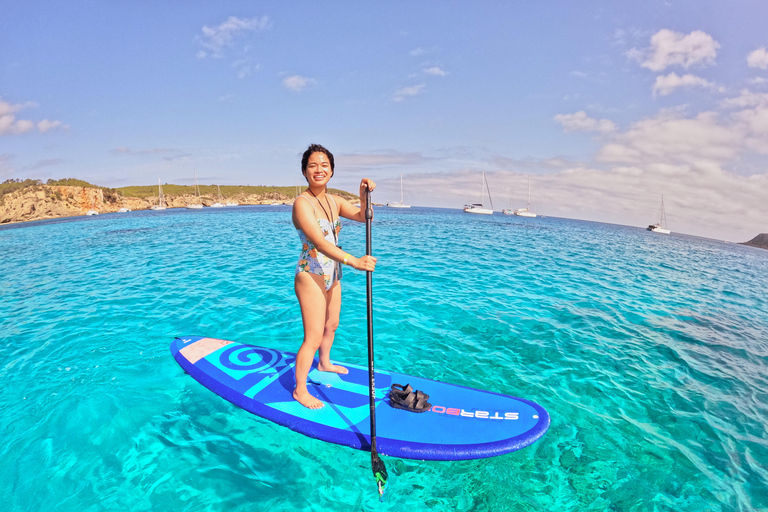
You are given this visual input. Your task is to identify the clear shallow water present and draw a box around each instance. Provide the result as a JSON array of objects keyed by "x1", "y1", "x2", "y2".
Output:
[{"x1": 1, "y1": 206, "x2": 767, "y2": 511}]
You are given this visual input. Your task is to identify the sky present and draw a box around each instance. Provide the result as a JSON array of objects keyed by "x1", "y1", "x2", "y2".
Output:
[{"x1": 2, "y1": 0, "x2": 767, "y2": 242}]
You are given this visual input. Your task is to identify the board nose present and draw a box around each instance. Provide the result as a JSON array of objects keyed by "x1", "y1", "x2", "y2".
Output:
[{"x1": 171, "y1": 335, "x2": 204, "y2": 355}]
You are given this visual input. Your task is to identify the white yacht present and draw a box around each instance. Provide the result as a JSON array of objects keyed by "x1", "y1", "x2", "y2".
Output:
[
  {"x1": 513, "y1": 177, "x2": 537, "y2": 217},
  {"x1": 211, "y1": 185, "x2": 225, "y2": 208},
  {"x1": 387, "y1": 174, "x2": 411, "y2": 208},
  {"x1": 186, "y1": 170, "x2": 204, "y2": 209},
  {"x1": 464, "y1": 171, "x2": 494, "y2": 215},
  {"x1": 151, "y1": 178, "x2": 167, "y2": 210},
  {"x1": 648, "y1": 196, "x2": 671, "y2": 234}
]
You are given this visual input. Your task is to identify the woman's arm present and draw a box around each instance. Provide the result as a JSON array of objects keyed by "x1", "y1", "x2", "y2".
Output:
[{"x1": 293, "y1": 196, "x2": 376, "y2": 271}]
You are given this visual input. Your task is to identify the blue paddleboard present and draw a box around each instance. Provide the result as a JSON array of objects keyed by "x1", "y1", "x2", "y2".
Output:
[{"x1": 171, "y1": 336, "x2": 550, "y2": 461}]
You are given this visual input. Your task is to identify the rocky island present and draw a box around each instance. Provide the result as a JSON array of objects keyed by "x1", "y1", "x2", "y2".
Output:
[
  {"x1": 740, "y1": 233, "x2": 768, "y2": 250},
  {"x1": 0, "y1": 178, "x2": 357, "y2": 225}
]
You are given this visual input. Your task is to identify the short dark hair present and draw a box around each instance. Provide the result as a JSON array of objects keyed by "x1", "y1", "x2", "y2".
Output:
[{"x1": 301, "y1": 144, "x2": 335, "y2": 179}]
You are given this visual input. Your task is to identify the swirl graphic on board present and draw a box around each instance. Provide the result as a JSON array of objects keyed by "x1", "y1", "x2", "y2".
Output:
[{"x1": 218, "y1": 345, "x2": 283, "y2": 373}]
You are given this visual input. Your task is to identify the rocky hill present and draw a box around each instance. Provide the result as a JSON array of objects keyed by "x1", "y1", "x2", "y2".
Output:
[
  {"x1": 740, "y1": 233, "x2": 768, "y2": 250},
  {"x1": 0, "y1": 181, "x2": 357, "y2": 225}
]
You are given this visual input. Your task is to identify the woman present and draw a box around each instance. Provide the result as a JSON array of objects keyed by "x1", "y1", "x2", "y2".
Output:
[{"x1": 292, "y1": 144, "x2": 377, "y2": 409}]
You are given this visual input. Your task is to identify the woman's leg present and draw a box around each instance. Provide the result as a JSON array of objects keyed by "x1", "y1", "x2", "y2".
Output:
[
  {"x1": 293, "y1": 272, "x2": 328, "y2": 409},
  {"x1": 317, "y1": 281, "x2": 348, "y2": 374}
]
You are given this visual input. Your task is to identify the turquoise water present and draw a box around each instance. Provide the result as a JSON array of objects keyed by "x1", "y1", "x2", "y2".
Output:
[{"x1": 1, "y1": 206, "x2": 767, "y2": 511}]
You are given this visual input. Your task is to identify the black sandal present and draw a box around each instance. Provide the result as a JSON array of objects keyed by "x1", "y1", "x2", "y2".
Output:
[
  {"x1": 389, "y1": 383, "x2": 431, "y2": 413},
  {"x1": 390, "y1": 383, "x2": 429, "y2": 401}
]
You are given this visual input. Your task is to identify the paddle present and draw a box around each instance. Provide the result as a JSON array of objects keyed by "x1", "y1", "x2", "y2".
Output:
[{"x1": 365, "y1": 187, "x2": 388, "y2": 499}]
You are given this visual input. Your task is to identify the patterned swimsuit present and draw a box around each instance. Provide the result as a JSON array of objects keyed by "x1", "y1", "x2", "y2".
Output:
[{"x1": 295, "y1": 195, "x2": 342, "y2": 290}]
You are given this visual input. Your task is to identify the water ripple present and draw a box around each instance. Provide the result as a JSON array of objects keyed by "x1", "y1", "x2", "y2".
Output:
[{"x1": 1, "y1": 207, "x2": 767, "y2": 511}]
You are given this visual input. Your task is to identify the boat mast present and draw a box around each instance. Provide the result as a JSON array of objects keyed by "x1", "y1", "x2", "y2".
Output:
[
  {"x1": 484, "y1": 172, "x2": 494, "y2": 210},
  {"x1": 527, "y1": 176, "x2": 531, "y2": 209},
  {"x1": 480, "y1": 172, "x2": 485, "y2": 207}
]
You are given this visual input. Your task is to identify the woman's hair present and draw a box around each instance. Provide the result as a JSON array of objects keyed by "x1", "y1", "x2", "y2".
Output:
[{"x1": 301, "y1": 144, "x2": 335, "y2": 180}]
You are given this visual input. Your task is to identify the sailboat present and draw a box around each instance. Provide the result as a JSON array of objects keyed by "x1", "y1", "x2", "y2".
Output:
[
  {"x1": 186, "y1": 170, "x2": 204, "y2": 209},
  {"x1": 387, "y1": 174, "x2": 411, "y2": 208},
  {"x1": 211, "y1": 185, "x2": 225, "y2": 208},
  {"x1": 150, "y1": 178, "x2": 167, "y2": 210},
  {"x1": 647, "y1": 196, "x2": 670, "y2": 234},
  {"x1": 464, "y1": 171, "x2": 494, "y2": 214},
  {"x1": 514, "y1": 176, "x2": 537, "y2": 217}
]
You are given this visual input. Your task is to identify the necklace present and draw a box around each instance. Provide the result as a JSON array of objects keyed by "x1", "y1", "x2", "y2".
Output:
[{"x1": 307, "y1": 189, "x2": 338, "y2": 247}]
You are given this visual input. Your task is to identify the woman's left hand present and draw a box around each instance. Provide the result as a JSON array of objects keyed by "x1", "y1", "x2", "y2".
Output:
[{"x1": 360, "y1": 178, "x2": 376, "y2": 195}]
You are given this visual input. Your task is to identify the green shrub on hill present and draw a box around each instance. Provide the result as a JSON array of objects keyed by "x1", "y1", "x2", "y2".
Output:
[
  {"x1": 46, "y1": 178, "x2": 99, "y2": 188},
  {"x1": 1, "y1": 179, "x2": 43, "y2": 197},
  {"x1": 0, "y1": 179, "x2": 44, "y2": 205},
  {"x1": 0, "y1": 178, "x2": 357, "y2": 204}
]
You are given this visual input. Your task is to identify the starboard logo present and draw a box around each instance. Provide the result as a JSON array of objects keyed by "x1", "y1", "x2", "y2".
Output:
[{"x1": 429, "y1": 405, "x2": 519, "y2": 420}]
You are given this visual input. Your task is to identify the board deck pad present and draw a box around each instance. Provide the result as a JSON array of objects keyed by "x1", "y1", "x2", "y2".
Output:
[{"x1": 171, "y1": 336, "x2": 550, "y2": 461}]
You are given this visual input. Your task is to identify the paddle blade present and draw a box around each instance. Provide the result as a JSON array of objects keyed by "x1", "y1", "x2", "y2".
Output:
[{"x1": 372, "y1": 453, "x2": 388, "y2": 500}]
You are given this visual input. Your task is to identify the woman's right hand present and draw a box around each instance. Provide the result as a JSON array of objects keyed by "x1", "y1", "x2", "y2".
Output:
[{"x1": 353, "y1": 255, "x2": 377, "y2": 272}]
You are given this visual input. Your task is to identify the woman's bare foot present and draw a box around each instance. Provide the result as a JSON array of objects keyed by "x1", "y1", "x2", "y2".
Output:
[
  {"x1": 293, "y1": 388, "x2": 324, "y2": 409},
  {"x1": 318, "y1": 361, "x2": 349, "y2": 374}
]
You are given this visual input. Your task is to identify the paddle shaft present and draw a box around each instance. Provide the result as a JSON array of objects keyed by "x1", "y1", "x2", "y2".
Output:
[
  {"x1": 364, "y1": 188, "x2": 377, "y2": 453},
  {"x1": 364, "y1": 188, "x2": 387, "y2": 498}
]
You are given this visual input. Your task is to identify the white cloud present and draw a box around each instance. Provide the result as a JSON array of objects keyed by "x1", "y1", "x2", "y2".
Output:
[
  {"x1": 410, "y1": 48, "x2": 426, "y2": 57},
  {"x1": 232, "y1": 58, "x2": 260, "y2": 79},
  {"x1": 628, "y1": 29, "x2": 720, "y2": 71},
  {"x1": 747, "y1": 47, "x2": 768, "y2": 69},
  {"x1": 0, "y1": 98, "x2": 66, "y2": 136},
  {"x1": 731, "y1": 103, "x2": 768, "y2": 154},
  {"x1": 197, "y1": 16, "x2": 270, "y2": 59},
  {"x1": 0, "y1": 99, "x2": 36, "y2": 116},
  {"x1": 652, "y1": 72, "x2": 717, "y2": 97},
  {"x1": 282, "y1": 75, "x2": 314, "y2": 92},
  {"x1": 36, "y1": 120, "x2": 62, "y2": 133},
  {"x1": 404, "y1": 163, "x2": 767, "y2": 241},
  {"x1": 721, "y1": 89, "x2": 768, "y2": 109},
  {"x1": 424, "y1": 66, "x2": 447, "y2": 76},
  {"x1": 596, "y1": 111, "x2": 740, "y2": 167},
  {"x1": 554, "y1": 111, "x2": 616, "y2": 132},
  {"x1": 563, "y1": 90, "x2": 768, "y2": 181},
  {"x1": 393, "y1": 84, "x2": 426, "y2": 102}
]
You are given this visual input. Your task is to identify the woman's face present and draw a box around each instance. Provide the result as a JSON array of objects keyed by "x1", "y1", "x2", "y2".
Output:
[{"x1": 304, "y1": 152, "x2": 333, "y2": 186}]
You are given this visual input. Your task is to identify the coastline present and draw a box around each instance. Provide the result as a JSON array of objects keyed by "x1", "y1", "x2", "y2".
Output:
[{"x1": 0, "y1": 182, "x2": 357, "y2": 226}]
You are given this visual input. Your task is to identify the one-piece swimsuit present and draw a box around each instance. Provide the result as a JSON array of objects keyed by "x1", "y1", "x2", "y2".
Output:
[{"x1": 295, "y1": 194, "x2": 342, "y2": 291}]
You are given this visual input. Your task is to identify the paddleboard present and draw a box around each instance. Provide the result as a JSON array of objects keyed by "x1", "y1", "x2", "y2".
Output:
[{"x1": 171, "y1": 336, "x2": 550, "y2": 461}]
